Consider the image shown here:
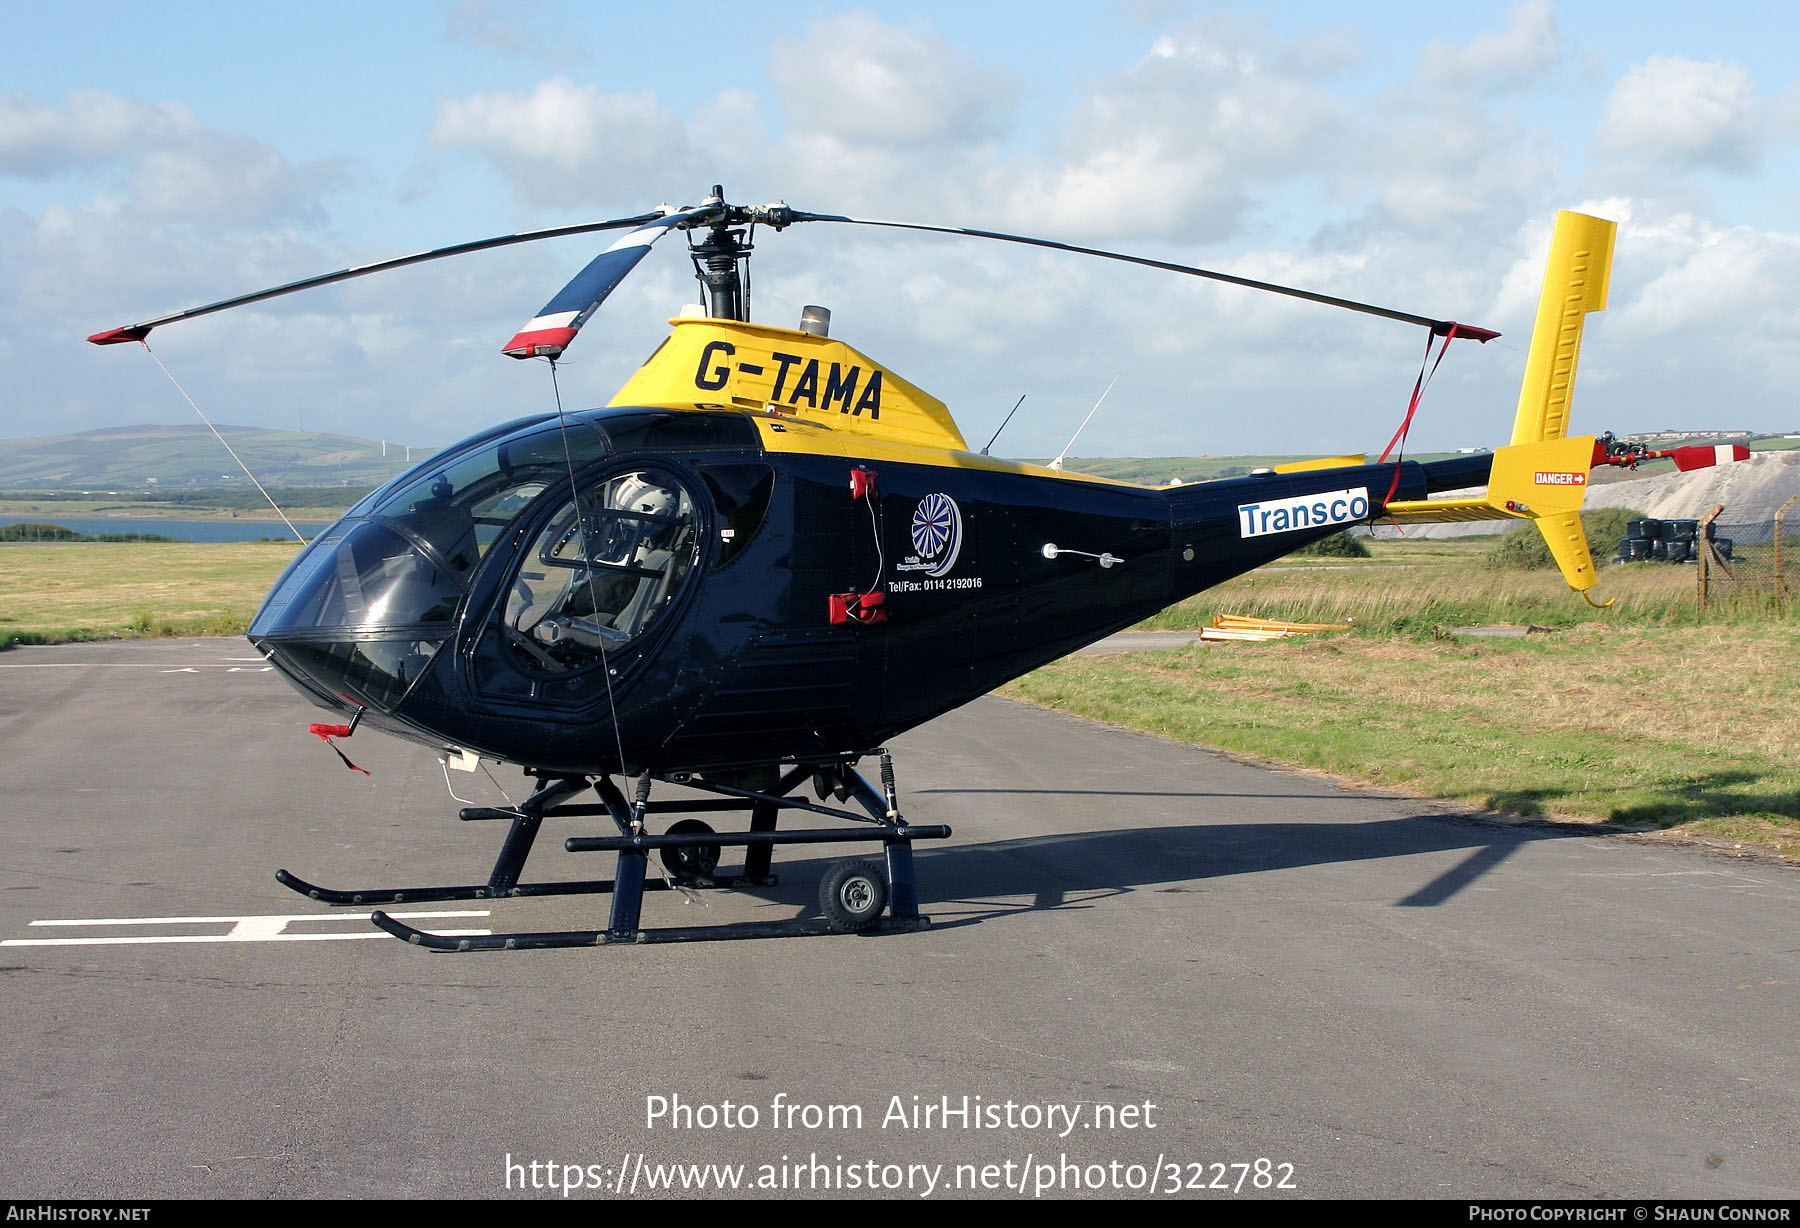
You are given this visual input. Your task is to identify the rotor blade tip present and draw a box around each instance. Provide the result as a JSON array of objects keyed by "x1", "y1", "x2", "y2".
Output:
[
  {"x1": 88, "y1": 325, "x2": 152, "y2": 346},
  {"x1": 1439, "y1": 322, "x2": 1501, "y2": 343},
  {"x1": 502, "y1": 326, "x2": 575, "y2": 360}
]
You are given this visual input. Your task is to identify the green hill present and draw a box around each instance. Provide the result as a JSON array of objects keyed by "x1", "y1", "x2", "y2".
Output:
[
  {"x1": 8, "y1": 424, "x2": 1791, "y2": 496},
  {"x1": 0, "y1": 424, "x2": 433, "y2": 490}
]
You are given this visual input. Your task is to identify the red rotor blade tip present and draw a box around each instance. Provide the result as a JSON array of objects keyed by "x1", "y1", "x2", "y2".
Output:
[
  {"x1": 88, "y1": 325, "x2": 152, "y2": 345},
  {"x1": 501, "y1": 325, "x2": 577, "y2": 360},
  {"x1": 1670, "y1": 445, "x2": 1752, "y2": 471}
]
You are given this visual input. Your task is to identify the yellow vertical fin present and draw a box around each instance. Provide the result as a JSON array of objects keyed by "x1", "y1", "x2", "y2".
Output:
[
  {"x1": 1482, "y1": 434, "x2": 1601, "y2": 591},
  {"x1": 1510, "y1": 211, "x2": 1616, "y2": 446},
  {"x1": 1537, "y1": 510, "x2": 1598, "y2": 593},
  {"x1": 1494, "y1": 211, "x2": 1616, "y2": 595}
]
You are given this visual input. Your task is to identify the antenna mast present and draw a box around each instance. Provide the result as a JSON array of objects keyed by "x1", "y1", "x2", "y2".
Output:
[{"x1": 1048, "y1": 375, "x2": 1121, "y2": 471}]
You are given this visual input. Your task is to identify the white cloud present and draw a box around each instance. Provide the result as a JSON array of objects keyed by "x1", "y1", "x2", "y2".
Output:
[
  {"x1": 1478, "y1": 203, "x2": 1800, "y2": 442},
  {"x1": 0, "y1": 89, "x2": 342, "y2": 224},
  {"x1": 768, "y1": 13, "x2": 1016, "y2": 150},
  {"x1": 132, "y1": 134, "x2": 341, "y2": 226},
  {"x1": 984, "y1": 17, "x2": 1354, "y2": 240},
  {"x1": 1350, "y1": 100, "x2": 1560, "y2": 236},
  {"x1": 13, "y1": 12, "x2": 1800, "y2": 460},
  {"x1": 1596, "y1": 56, "x2": 1763, "y2": 174},
  {"x1": 444, "y1": 0, "x2": 587, "y2": 64},
  {"x1": 1422, "y1": 1, "x2": 1563, "y2": 94},
  {"x1": 0, "y1": 89, "x2": 190, "y2": 177},
  {"x1": 1611, "y1": 212, "x2": 1800, "y2": 336},
  {"x1": 430, "y1": 76, "x2": 709, "y2": 210},
  {"x1": 1321, "y1": 6, "x2": 1569, "y2": 243},
  {"x1": 426, "y1": 16, "x2": 1353, "y2": 241}
]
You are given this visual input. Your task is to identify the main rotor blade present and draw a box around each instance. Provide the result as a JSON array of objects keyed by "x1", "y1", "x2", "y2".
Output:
[
  {"x1": 501, "y1": 205, "x2": 714, "y2": 360},
  {"x1": 87, "y1": 209, "x2": 675, "y2": 346},
  {"x1": 790, "y1": 211, "x2": 1499, "y2": 341}
]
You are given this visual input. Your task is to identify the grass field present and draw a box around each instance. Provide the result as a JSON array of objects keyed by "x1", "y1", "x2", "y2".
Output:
[
  {"x1": 1137, "y1": 536, "x2": 1724, "y2": 632},
  {"x1": 1006, "y1": 540, "x2": 1800, "y2": 858},
  {"x1": 0, "y1": 540, "x2": 302, "y2": 645}
]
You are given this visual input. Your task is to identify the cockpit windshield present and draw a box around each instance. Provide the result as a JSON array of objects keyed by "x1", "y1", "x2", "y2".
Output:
[
  {"x1": 369, "y1": 419, "x2": 612, "y2": 577},
  {"x1": 248, "y1": 416, "x2": 616, "y2": 710}
]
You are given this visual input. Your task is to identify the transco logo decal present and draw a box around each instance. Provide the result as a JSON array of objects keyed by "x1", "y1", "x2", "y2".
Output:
[
  {"x1": 1237, "y1": 487, "x2": 1369, "y2": 538},
  {"x1": 900, "y1": 493, "x2": 963, "y2": 577}
]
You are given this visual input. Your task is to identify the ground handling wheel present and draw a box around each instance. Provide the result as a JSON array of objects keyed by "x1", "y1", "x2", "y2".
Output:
[
  {"x1": 660, "y1": 819, "x2": 722, "y2": 880},
  {"x1": 819, "y1": 859, "x2": 889, "y2": 932}
]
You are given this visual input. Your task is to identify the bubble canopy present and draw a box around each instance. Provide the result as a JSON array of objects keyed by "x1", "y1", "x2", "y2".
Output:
[{"x1": 248, "y1": 411, "x2": 712, "y2": 714}]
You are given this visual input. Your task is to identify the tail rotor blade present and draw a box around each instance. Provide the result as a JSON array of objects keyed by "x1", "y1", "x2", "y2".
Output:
[
  {"x1": 1669, "y1": 444, "x2": 1752, "y2": 472},
  {"x1": 87, "y1": 209, "x2": 677, "y2": 346},
  {"x1": 501, "y1": 206, "x2": 713, "y2": 360},
  {"x1": 790, "y1": 211, "x2": 1498, "y2": 341}
]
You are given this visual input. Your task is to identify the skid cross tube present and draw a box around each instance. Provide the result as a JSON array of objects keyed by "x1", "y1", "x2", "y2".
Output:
[
  {"x1": 366, "y1": 758, "x2": 948, "y2": 950},
  {"x1": 564, "y1": 825, "x2": 950, "y2": 851}
]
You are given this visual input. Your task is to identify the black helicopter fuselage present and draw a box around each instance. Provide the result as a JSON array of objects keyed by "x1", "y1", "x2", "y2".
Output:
[
  {"x1": 82, "y1": 194, "x2": 1542, "y2": 787},
  {"x1": 248, "y1": 398, "x2": 1485, "y2": 777},
  {"x1": 90, "y1": 199, "x2": 1637, "y2": 946}
]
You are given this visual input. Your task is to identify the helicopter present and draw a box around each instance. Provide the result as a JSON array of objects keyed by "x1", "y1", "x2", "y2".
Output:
[{"x1": 87, "y1": 190, "x2": 1746, "y2": 950}]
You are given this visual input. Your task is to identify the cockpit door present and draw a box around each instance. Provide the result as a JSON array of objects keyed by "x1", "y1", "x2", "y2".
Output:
[{"x1": 465, "y1": 464, "x2": 706, "y2": 711}]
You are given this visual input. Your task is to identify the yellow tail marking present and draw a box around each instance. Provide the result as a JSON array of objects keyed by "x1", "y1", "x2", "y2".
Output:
[
  {"x1": 1272, "y1": 454, "x2": 1367, "y2": 474},
  {"x1": 1384, "y1": 212, "x2": 1616, "y2": 596},
  {"x1": 1511, "y1": 211, "x2": 1615, "y2": 593},
  {"x1": 1537, "y1": 510, "x2": 1599, "y2": 593},
  {"x1": 1486, "y1": 434, "x2": 1598, "y2": 518},
  {"x1": 1510, "y1": 211, "x2": 1616, "y2": 446},
  {"x1": 1379, "y1": 497, "x2": 1524, "y2": 524}
]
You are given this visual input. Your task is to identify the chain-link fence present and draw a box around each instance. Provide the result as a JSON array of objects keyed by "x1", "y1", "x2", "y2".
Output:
[{"x1": 1697, "y1": 495, "x2": 1798, "y2": 610}]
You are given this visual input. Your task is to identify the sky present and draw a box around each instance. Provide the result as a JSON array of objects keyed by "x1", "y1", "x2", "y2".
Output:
[{"x1": 4, "y1": 0, "x2": 1798, "y2": 460}]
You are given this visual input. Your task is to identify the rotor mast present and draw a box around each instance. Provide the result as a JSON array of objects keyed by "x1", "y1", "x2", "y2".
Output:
[
  {"x1": 683, "y1": 186, "x2": 804, "y2": 323},
  {"x1": 687, "y1": 187, "x2": 750, "y2": 322}
]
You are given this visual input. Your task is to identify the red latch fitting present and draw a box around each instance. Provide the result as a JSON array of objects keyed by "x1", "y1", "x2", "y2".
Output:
[
  {"x1": 829, "y1": 591, "x2": 887, "y2": 625},
  {"x1": 849, "y1": 467, "x2": 876, "y2": 500}
]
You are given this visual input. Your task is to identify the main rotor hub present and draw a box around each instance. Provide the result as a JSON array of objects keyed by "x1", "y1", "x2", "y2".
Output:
[{"x1": 685, "y1": 185, "x2": 759, "y2": 321}]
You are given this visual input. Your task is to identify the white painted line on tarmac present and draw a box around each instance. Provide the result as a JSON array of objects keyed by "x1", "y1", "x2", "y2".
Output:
[
  {"x1": 0, "y1": 663, "x2": 270, "y2": 670},
  {"x1": 3, "y1": 910, "x2": 491, "y2": 946},
  {"x1": 0, "y1": 663, "x2": 197, "y2": 668},
  {"x1": 2, "y1": 931, "x2": 490, "y2": 946}
]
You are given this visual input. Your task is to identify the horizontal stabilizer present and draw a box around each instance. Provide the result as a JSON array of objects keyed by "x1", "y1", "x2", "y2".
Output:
[
  {"x1": 1273, "y1": 455, "x2": 1367, "y2": 474},
  {"x1": 1379, "y1": 497, "x2": 1525, "y2": 525}
]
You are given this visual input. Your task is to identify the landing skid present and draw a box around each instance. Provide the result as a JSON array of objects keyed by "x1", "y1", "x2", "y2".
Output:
[
  {"x1": 371, "y1": 911, "x2": 931, "y2": 950},
  {"x1": 276, "y1": 754, "x2": 949, "y2": 948}
]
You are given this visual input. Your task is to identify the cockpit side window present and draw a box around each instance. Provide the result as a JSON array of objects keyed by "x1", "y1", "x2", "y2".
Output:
[{"x1": 503, "y1": 468, "x2": 701, "y2": 674}]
